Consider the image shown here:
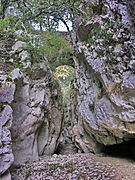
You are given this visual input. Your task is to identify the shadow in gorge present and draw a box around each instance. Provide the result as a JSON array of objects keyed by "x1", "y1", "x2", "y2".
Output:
[{"x1": 102, "y1": 139, "x2": 135, "y2": 160}]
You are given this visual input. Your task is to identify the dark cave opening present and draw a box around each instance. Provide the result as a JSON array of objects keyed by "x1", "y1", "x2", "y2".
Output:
[{"x1": 102, "y1": 139, "x2": 135, "y2": 160}]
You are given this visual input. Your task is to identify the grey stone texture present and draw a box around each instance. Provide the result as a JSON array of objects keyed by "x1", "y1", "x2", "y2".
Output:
[
  {"x1": 70, "y1": 0, "x2": 135, "y2": 153},
  {"x1": 11, "y1": 64, "x2": 63, "y2": 164},
  {"x1": 0, "y1": 79, "x2": 15, "y2": 175},
  {"x1": 0, "y1": 37, "x2": 64, "y2": 176},
  {"x1": 9, "y1": 45, "x2": 64, "y2": 165}
]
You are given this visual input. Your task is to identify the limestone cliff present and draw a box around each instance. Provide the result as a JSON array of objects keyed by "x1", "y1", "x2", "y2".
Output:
[
  {"x1": 71, "y1": 0, "x2": 135, "y2": 153},
  {"x1": 0, "y1": 38, "x2": 15, "y2": 178},
  {"x1": 0, "y1": 37, "x2": 64, "y2": 177}
]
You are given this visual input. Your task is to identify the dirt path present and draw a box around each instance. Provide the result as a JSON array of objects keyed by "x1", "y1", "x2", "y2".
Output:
[
  {"x1": 11, "y1": 153, "x2": 135, "y2": 180},
  {"x1": 94, "y1": 155, "x2": 135, "y2": 180}
]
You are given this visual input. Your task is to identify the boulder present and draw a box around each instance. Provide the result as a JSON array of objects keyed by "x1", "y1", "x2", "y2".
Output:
[{"x1": 11, "y1": 41, "x2": 26, "y2": 54}]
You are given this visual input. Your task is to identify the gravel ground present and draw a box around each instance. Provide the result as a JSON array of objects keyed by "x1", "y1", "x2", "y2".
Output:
[
  {"x1": 10, "y1": 153, "x2": 129, "y2": 180},
  {"x1": 96, "y1": 155, "x2": 135, "y2": 180}
]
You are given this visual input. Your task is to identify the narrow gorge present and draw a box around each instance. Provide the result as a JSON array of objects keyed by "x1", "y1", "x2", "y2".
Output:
[{"x1": 0, "y1": 0, "x2": 135, "y2": 180}]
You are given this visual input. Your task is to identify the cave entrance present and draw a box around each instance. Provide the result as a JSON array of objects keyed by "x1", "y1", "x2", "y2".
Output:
[{"x1": 102, "y1": 139, "x2": 135, "y2": 160}]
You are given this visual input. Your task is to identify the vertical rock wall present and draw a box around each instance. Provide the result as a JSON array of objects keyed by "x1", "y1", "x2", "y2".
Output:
[
  {"x1": 0, "y1": 40, "x2": 15, "y2": 178},
  {"x1": 10, "y1": 41, "x2": 64, "y2": 164},
  {"x1": 0, "y1": 37, "x2": 64, "y2": 176},
  {"x1": 71, "y1": 0, "x2": 135, "y2": 153},
  {"x1": 11, "y1": 65, "x2": 63, "y2": 164},
  {"x1": 0, "y1": 83, "x2": 14, "y2": 177}
]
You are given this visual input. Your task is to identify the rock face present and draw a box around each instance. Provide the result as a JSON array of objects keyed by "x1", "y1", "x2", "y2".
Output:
[
  {"x1": 0, "y1": 87, "x2": 14, "y2": 176},
  {"x1": 0, "y1": 36, "x2": 64, "y2": 175},
  {"x1": 10, "y1": 42, "x2": 63, "y2": 164},
  {"x1": 71, "y1": 0, "x2": 135, "y2": 153},
  {"x1": 11, "y1": 66, "x2": 63, "y2": 164},
  {"x1": 0, "y1": 39, "x2": 15, "y2": 177}
]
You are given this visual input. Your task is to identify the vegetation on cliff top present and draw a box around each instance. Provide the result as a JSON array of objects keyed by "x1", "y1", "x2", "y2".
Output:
[{"x1": 0, "y1": 0, "x2": 76, "y2": 107}]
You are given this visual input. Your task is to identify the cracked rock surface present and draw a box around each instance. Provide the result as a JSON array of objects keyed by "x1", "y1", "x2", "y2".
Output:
[
  {"x1": 0, "y1": 36, "x2": 64, "y2": 176},
  {"x1": 70, "y1": 0, "x2": 135, "y2": 153},
  {"x1": 10, "y1": 42, "x2": 64, "y2": 165},
  {"x1": 0, "y1": 41, "x2": 15, "y2": 176}
]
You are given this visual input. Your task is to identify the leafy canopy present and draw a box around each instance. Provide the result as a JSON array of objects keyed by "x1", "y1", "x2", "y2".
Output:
[
  {"x1": 0, "y1": 0, "x2": 81, "y2": 32},
  {"x1": 41, "y1": 31, "x2": 73, "y2": 71},
  {"x1": 55, "y1": 65, "x2": 75, "y2": 105},
  {"x1": 0, "y1": 0, "x2": 75, "y2": 70}
]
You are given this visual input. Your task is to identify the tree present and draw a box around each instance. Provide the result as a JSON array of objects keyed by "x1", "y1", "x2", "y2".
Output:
[
  {"x1": 0, "y1": 0, "x2": 19, "y2": 19},
  {"x1": 41, "y1": 31, "x2": 74, "y2": 71},
  {"x1": 0, "y1": 0, "x2": 81, "y2": 32}
]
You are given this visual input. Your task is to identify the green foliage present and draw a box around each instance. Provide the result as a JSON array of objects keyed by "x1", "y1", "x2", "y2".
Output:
[
  {"x1": 89, "y1": 2, "x2": 103, "y2": 14},
  {"x1": 11, "y1": 55, "x2": 24, "y2": 70},
  {"x1": 50, "y1": 163, "x2": 63, "y2": 170},
  {"x1": 24, "y1": 42, "x2": 42, "y2": 64},
  {"x1": 15, "y1": 31, "x2": 73, "y2": 70},
  {"x1": 51, "y1": 79, "x2": 60, "y2": 89},
  {"x1": 0, "y1": 0, "x2": 84, "y2": 36},
  {"x1": 65, "y1": 162, "x2": 76, "y2": 173},
  {"x1": 0, "y1": 0, "x2": 80, "y2": 32},
  {"x1": 0, "y1": 16, "x2": 16, "y2": 38},
  {"x1": 86, "y1": 22, "x2": 114, "y2": 46},
  {"x1": 64, "y1": 121, "x2": 71, "y2": 128},
  {"x1": 55, "y1": 65, "x2": 75, "y2": 83},
  {"x1": 55, "y1": 65, "x2": 75, "y2": 106},
  {"x1": 49, "y1": 162, "x2": 75, "y2": 172},
  {"x1": 7, "y1": 72, "x2": 13, "y2": 82},
  {"x1": 0, "y1": 0, "x2": 76, "y2": 105},
  {"x1": 84, "y1": 2, "x2": 102, "y2": 15},
  {"x1": 41, "y1": 31, "x2": 73, "y2": 71}
]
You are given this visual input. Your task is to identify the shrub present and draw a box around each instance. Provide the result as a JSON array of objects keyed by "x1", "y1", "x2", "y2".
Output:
[{"x1": 41, "y1": 31, "x2": 74, "y2": 71}]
